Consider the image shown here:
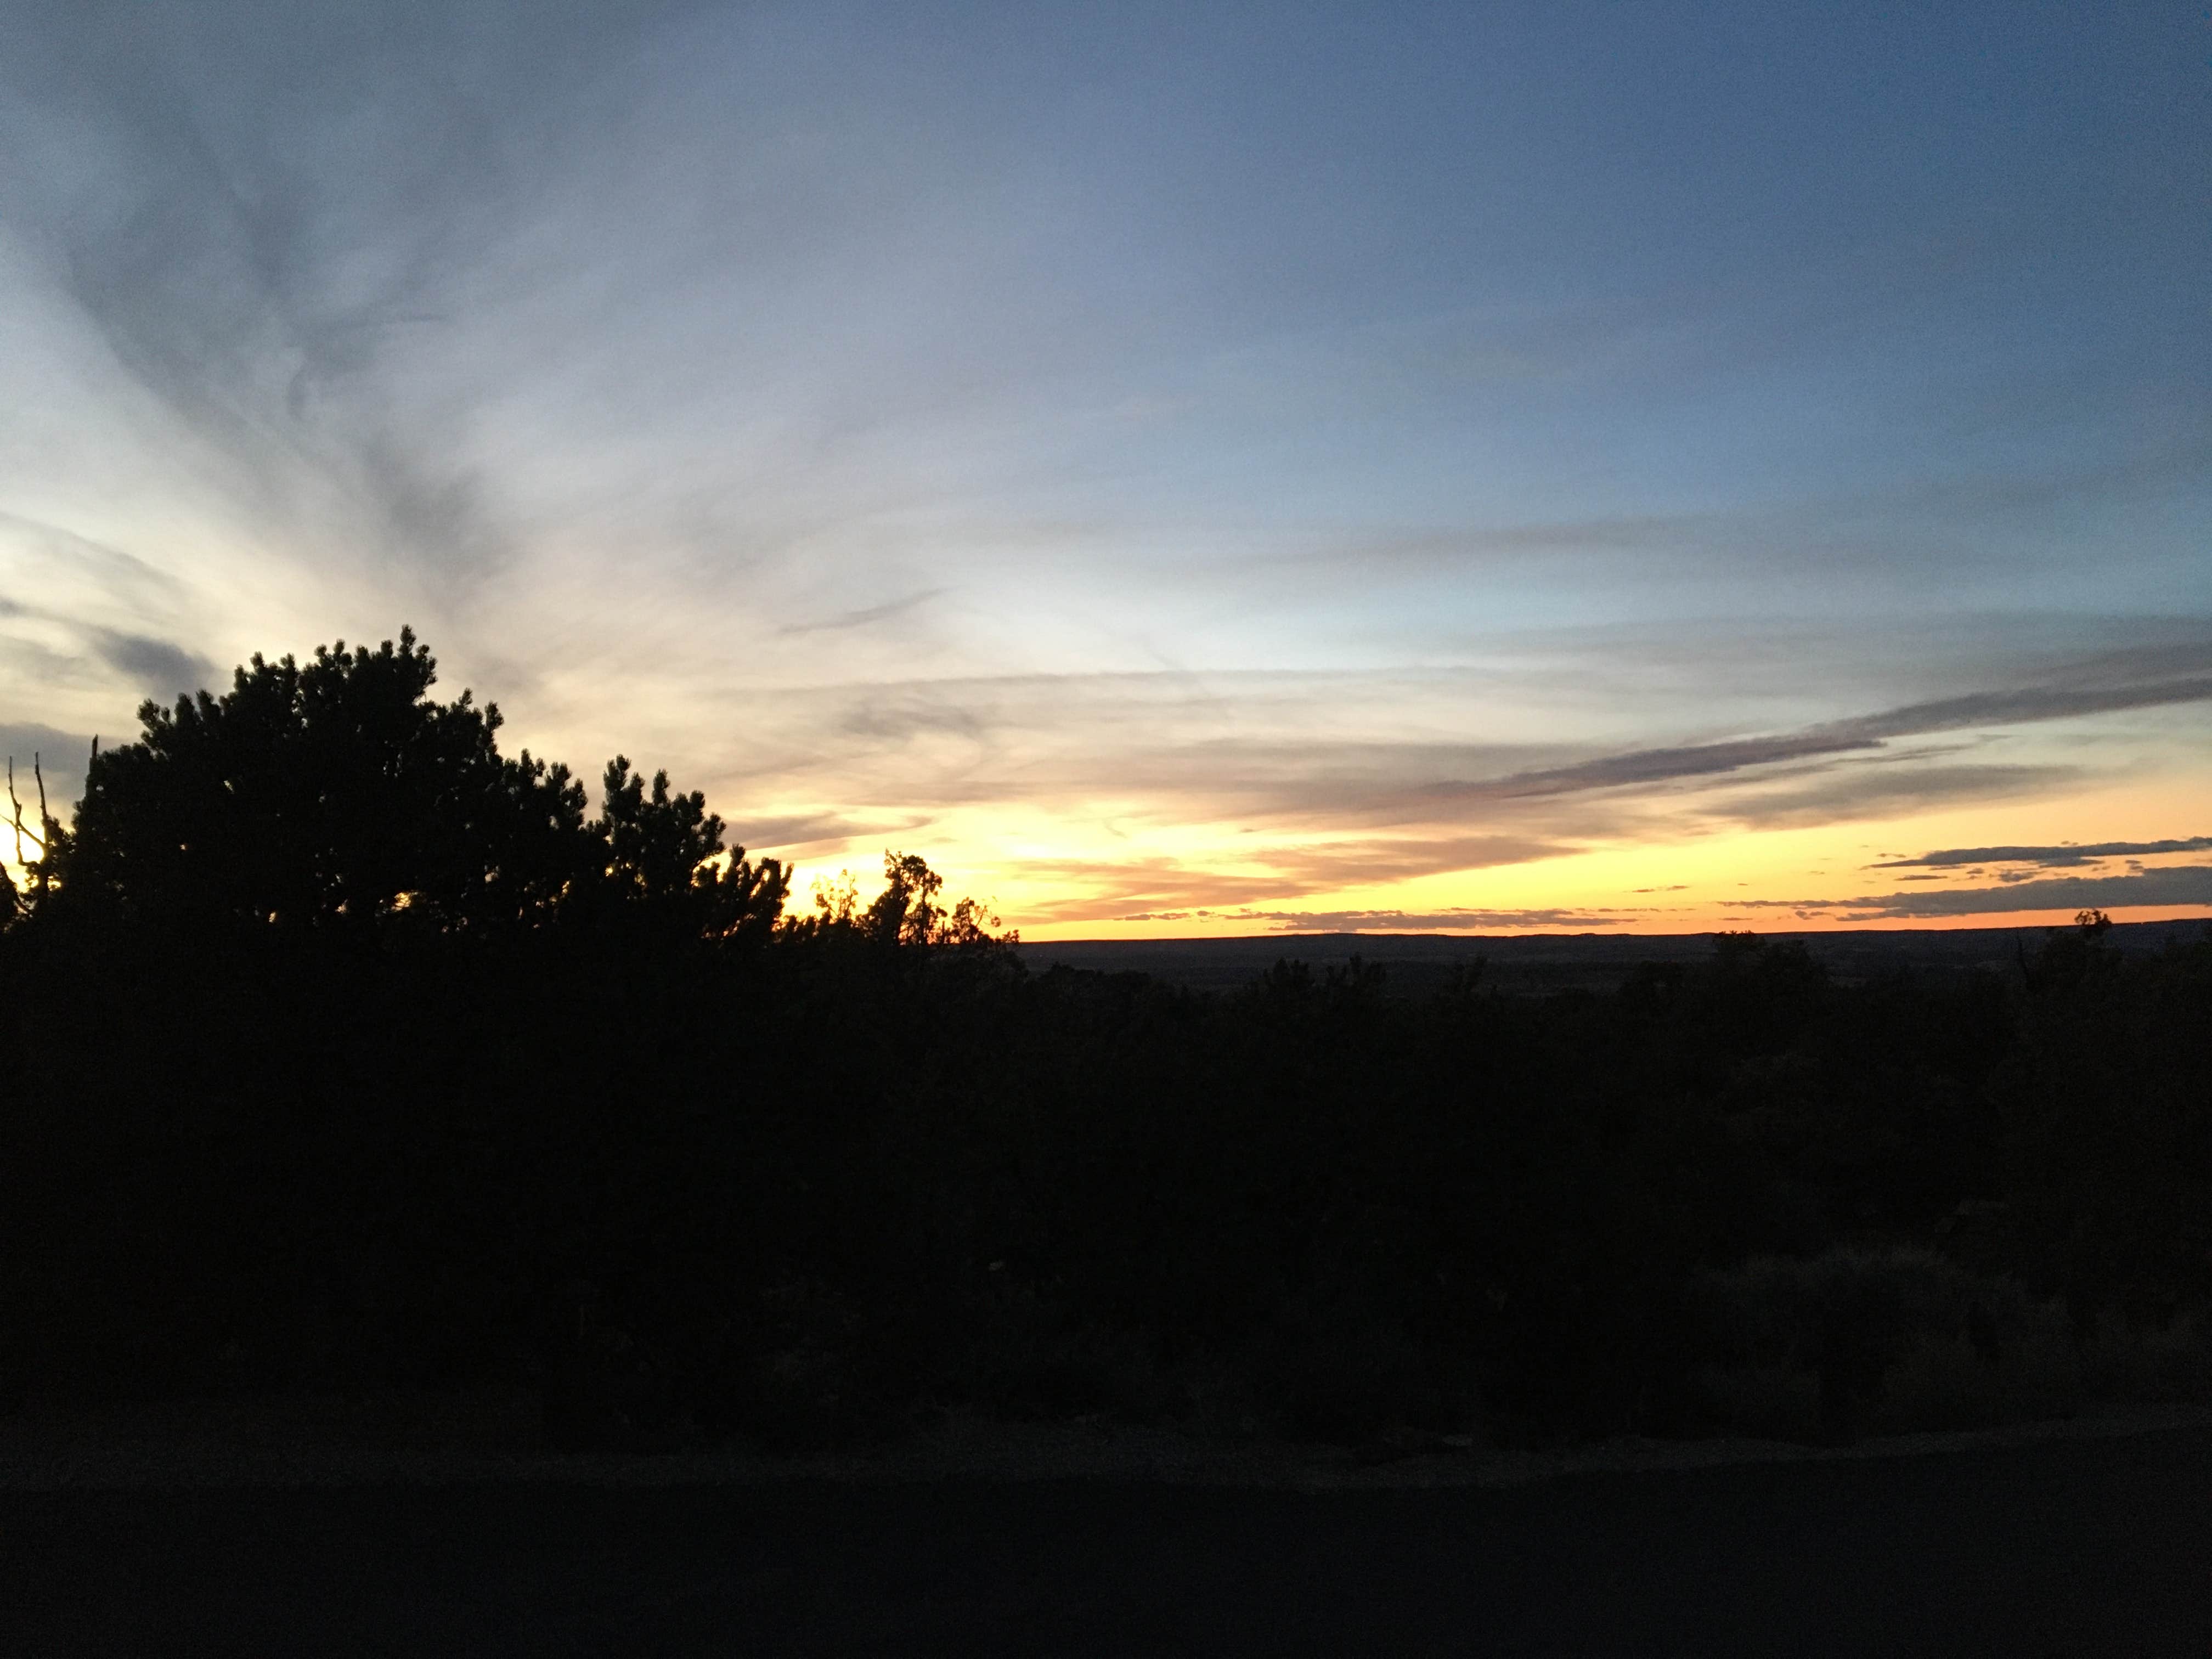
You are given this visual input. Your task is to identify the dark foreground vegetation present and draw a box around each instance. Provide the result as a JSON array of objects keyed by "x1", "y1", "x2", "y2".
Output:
[
  {"x1": 4, "y1": 634, "x2": 2208, "y2": 1451},
  {"x1": 11, "y1": 1429, "x2": 2212, "y2": 1656}
]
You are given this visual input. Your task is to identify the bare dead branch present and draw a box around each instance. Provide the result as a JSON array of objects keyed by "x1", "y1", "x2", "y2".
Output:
[
  {"x1": 31, "y1": 752, "x2": 52, "y2": 893},
  {"x1": 4, "y1": 757, "x2": 38, "y2": 860}
]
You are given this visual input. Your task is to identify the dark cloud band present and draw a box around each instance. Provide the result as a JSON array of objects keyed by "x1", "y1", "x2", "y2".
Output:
[
  {"x1": 1871, "y1": 836, "x2": 2212, "y2": 871},
  {"x1": 1732, "y1": 865, "x2": 2212, "y2": 921},
  {"x1": 1451, "y1": 667, "x2": 2212, "y2": 805}
]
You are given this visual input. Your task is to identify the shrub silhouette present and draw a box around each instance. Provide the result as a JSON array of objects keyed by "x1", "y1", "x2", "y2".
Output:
[{"x1": 1690, "y1": 1248, "x2": 2077, "y2": 1441}]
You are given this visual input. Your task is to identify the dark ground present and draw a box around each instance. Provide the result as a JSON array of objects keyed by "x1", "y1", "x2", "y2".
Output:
[
  {"x1": 1018, "y1": 918, "x2": 2210, "y2": 996},
  {"x1": 6, "y1": 1426, "x2": 2209, "y2": 1656}
]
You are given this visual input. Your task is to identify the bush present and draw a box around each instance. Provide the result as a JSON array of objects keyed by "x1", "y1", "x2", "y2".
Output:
[
  {"x1": 2078, "y1": 1304, "x2": 2212, "y2": 1404},
  {"x1": 1688, "y1": 1248, "x2": 2078, "y2": 1441}
]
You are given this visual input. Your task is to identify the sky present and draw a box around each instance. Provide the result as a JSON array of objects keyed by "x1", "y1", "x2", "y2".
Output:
[{"x1": 2, "y1": 0, "x2": 2207, "y2": 937}]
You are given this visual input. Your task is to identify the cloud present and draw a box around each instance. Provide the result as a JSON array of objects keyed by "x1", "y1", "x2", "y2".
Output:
[
  {"x1": 994, "y1": 833, "x2": 1577, "y2": 926},
  {"x1": 1254, "y1": 835, "x2": 1574, "y2": 888},
  {"x1": 86, "y1": 628, "x2": 216, "y2": 698},
  {"x1": 735, "y1": 810, "x2": 934, "y2": 854},
  {"x1": 738, "y1": 641, "x2": 2211, "y2": 840},
  {"x1": 1312, "y1": 441, "x2": 2212, "y2": 578},
  {"x1": 778, "y1": 590, "x2": 945, "y2": 635},
  {"x1": 1111, "y1": 906, "x2": 1628, "y2": 933},
  {"x1": 1730, "y1": 865, "x2": 2212, "y2": 920},
  {"x1": 0, "y1": 512, "x2": 187, "y2": 609},
  {"x1": 0, "y1": 586, "x2": 215, "y2": 704},
  {"x1": 355, "y1": 437, "x2": 511, "y2": 584},
  {"x1": 979, "y1": 865, "x2": 1310, "y2": 927},
  {"x1": 1438, "y1": 663, "x2": 2212, "y2": 806},
  {"x1": 1843, "y1": 672, "x2": 2212, "y2": 743},
  {"x1": 835, "y1": 695, "x2": 994, "y2": 747},
  {"x1": 1870, "y1": 836, "x2": 2212, "y2": 871},
  {"x1": 1278, "y1": 510, "x2": 1722, "y2": 570},
  {"x1": 1706, "y1": 761, "x2": 2075, "y2": 830},
  {"x1": 1238, "y1": 907, "x2": 1626, "y2": 933},
  {"x1": 1, "y1": 1, "x2": 700, "y2": 592}
]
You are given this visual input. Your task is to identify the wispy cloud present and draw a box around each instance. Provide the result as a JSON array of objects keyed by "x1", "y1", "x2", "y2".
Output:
[
  {"x1": 1706, "y1": 761, "x2": 2075, "y2": 830},
  {"x1": 1870, "y1": 837, "x2": 2212, "y2": 871},
  {"x1": 736, "y1": 810, "x2": 934, "y2": 855},
  {"x1": 0, "y1": 512, "x2": 188, "y2": 610},
  {"x1": 1441, "y1": 663, "x2": 2212, "y2": 806},
  {"x1": 1113, "y1": 906, "x2": 1630, "y2": 933},
  {"x1": 727, "y1": 643, "x2": 2210, "y2": 830},
  {"x1": 777, "y1": 591, "x2": 945, "y2": 636},
  {"x1": 1731, "y1": 866, "x2": 2212, "y2": 921},
  {"x1": 85, "y1": 629, "x2": 216, "y2": 699},
  {"x1": 1001, "y1": 833, "x2": 1578, "y2": 921}
]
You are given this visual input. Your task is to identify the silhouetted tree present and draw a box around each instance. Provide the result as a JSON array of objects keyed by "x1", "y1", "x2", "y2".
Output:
[
  {"x1": 50, "y1": 630, "x2": 592, "y2": 933},
  {"x1": 37, "y1": 629, "x2": 791, "y2": 944},
  {"x1": 789, "y1": 850, "x2": 1013, "y2": 952},
  {"x1": 594, "y1": 755, "x2": 788, "y2": 943}
]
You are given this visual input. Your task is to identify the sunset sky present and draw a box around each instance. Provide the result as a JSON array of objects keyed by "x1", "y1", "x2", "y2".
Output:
[{"x1": 3, "y1": 1, "x2": 2207, "y2": 937}]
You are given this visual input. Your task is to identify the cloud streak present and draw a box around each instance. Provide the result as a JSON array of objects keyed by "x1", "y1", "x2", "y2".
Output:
[
  {"x1": 1871, "y1": 837, "x2": 2212, "y2": 871},
  {"x1": 1733, "y1": 866, "x2": 2212, "y2": 921},
  {"x1": 777, "y1": 591, "x2": 945, "y2": 636},
  {"x1": 1116, "y1": 907, "x2": 1630, "y2": 933},
  {"x1": 1441, "y1": 666, "x2": 2212, "y2": 806},
  {"x1": 85, "y1": 629, "x2": 216, "y2": 699}
]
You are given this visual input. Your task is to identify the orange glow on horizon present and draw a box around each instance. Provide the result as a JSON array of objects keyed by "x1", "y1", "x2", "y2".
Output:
[{"x1": 775, "y1": 761, "x2": 2212, "y2": 941}]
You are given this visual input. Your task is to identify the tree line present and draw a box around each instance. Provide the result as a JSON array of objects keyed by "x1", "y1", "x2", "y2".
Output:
[{"x1": 2, "y1": 632, "x2": 2206, "y2": 1450}]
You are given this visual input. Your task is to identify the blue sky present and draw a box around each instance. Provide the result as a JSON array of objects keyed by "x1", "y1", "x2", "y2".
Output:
[{"x1": 2, "y1": 0, "x2": 2207, "y2": 932}]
